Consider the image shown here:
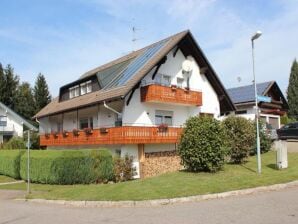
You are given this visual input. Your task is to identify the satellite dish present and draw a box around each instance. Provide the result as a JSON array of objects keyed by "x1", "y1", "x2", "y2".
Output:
[{"x1": 182, "y1": 59, "x2": 193, "y2": 73}]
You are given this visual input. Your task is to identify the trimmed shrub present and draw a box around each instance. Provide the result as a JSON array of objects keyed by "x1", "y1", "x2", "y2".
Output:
[
  {"x1": 113, "y1": 155, "x2": 135, "y2": 182},
  {"x1": 20, "y1": 150, "x2": 113, "y2": 185},
  {"x1": 222, "y1": 116, "x2": 255, "y2": 164},
  {"x1": 178, "y1": 116, "x2": 226, "y2": 172},
  {"x1": 250, "y1": 120, "x2": 273, "y2": 155},
  {"x1": 2, "y1": 137, "x2": 26, "y2": 150},
  {"x1": 0, "y1": 150, "x2": 24, "y2": 179}
]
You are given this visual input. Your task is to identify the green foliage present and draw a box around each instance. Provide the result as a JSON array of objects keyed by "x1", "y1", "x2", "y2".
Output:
[
  {"x1": 113, "y1": 155, "x2": 135, "y2": 182},
  {"x1": 2, "y1": 137, "x2": 26, "y2": 150},
  {"x1": 1, "y1": 64, "x2": 19, "y2": 109},
  {"x1": 222, "y1": 116, "x2": 255, "y2": 164},
  {"x1": 0, "y1": 150, "x2": 24, "y2": 179},
  {"x1": 91, "y1": 150, "x2": 114, "y2": 183},
  {"x1": 280, "y1": 115, "x2": 296, "y2": 125},
  {"x1": 19, "y1": 150, "x2": 113, "y2": 185},
  {"x1": 23, "y1": 131, "x2": 40, "y2": 149},
  {"x1": 33, "y1": 73, "x2": 51, "y2": 114},
  {"x1": 14, "y1": 82, "x2": 35, "y2": 120},
  {"x1": 287, "y1": 59, "x2": 298, "y2": 120},
  {"x1": 250, "y1": 120, "x2": 273, "y2": 155},
  {"x1": 178, "y1": 116, "x2": 226, "y2": 172}
]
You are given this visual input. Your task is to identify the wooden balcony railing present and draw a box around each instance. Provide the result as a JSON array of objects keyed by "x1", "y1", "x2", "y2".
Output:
[
  {"x1": 140, "y1": 84, "x2": 202, "y2": 106},
  {"x1": 40, "y1": 126, "x2": 183, "y2": 147}
]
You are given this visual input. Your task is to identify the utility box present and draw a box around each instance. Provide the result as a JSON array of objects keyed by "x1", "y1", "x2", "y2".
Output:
[{"x1": 276, "y1": 140, "x2": 288, "y2": 169}]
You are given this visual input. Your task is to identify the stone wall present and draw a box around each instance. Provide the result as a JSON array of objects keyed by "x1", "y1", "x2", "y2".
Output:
[{"x1": 141, "y1": 151, "x2": 182, "y2": 178}]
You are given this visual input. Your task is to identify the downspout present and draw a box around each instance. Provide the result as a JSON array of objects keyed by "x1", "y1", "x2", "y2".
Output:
[{"x1": 103, "y1": 101, "x2": 121, "y2": 117}]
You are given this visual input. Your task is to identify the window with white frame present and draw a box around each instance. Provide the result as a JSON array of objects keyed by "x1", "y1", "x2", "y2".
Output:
[
  {"x1": 177, "y1": 77, "x2": 184, "y2": 88},
  {"x1": 69, "y1": 85, "x2": 79, "y2": 99},
  {"x1": 161, "y1": 75, "x2": 171, "y2": 86},
  {"x1": 80, "y1": 80, "x2": 92, "y2": 95},
  {"x1": 155, "y1": 110, "x2": 173, "y2": 126},
  {"x1": 0, "y1": 115, "x2": 7, "y2": 126},
  {"x1": 79, "y1": 117, "x2": 93, "y2": 129}
]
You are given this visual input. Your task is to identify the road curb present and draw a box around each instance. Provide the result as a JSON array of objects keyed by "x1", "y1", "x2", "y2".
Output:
[
  {"x1": 19, "y1": 180, "x2": 298, "y2": 208},
  {"x1": 0, "y1": 180, "x2": 24, "y2": 186}
]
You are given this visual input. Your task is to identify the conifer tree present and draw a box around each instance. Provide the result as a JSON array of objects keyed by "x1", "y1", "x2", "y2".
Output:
[
  {"x1": 2, "y1": 64, "x2": 19, "y2": 109},
  {"x1": 14, "y1": 82, "x2": 35, "y2": 119},
  {"x1": 33, "y1": 73, "x2": 51, "y2": 113},
  {"x1": 287, "y1": 59, "x2": 298, "y2": 120}
]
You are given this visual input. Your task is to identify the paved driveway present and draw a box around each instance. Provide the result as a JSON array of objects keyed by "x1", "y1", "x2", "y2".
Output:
[
  {"x1": 1, "y1": 186, "x2": 298, "y2": 224},
  {"x1": 287, "y1": 140, "x2": 298, "y2": 152}
]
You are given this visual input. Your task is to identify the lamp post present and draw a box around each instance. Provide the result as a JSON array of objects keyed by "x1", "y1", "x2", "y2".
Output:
[{"x1": 251, "y1": 30, "x2": 262, "y2": 174}]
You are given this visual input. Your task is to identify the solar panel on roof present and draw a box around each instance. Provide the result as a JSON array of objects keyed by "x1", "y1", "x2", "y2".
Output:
[
  {"x1": 104, "y1": 39, "x2": 169, "y2": 89},
  {"x1": 96, "y1": 58, "x2": 134, "y2": 88}
]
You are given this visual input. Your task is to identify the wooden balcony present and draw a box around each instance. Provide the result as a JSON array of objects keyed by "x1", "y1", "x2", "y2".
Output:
[
  {"x1": 40, "y1": 126, "x2": 183, "y2": 147},
  {"x1": 141, "y1": 84, "x2": 202, "y2": 106}
]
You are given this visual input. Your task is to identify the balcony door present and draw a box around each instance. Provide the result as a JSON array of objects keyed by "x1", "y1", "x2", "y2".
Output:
[{"x1": 155, "y1": 110, "x2": 173, "y2": 126}]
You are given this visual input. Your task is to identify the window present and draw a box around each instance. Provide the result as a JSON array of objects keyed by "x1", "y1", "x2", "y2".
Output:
[
  {"x1": 79, "y1": 117, "x2": 93, "y2": 129},
  {"x1": 235, "y1": 110, "x2": 247, "y2": 115},
  {"x1": 69, "y1": 85, "x2": 79, "y2": 99},
  {"x1": 155, "y1": 110, "x2": 173, "y2": 126},
  {"x1": 0, "y1": 116, "x2": 7, "y2": 127},
  {"x1": 86, "y1": 81, "x2": 92, "y2": 93},
  {"x1": 177, "y1": 78, "x2": 184, "y2": 88},
  {"x1": 80, "y1": 80, "x2": 92, "y2": 95},
  {"x1": 161, "y1": 75, "x2": 171, "y2": 86}
]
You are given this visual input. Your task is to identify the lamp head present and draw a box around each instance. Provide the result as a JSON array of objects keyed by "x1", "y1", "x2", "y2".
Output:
[{"x1": 251, "y1": 31, "x2": 262, "y2": 41}]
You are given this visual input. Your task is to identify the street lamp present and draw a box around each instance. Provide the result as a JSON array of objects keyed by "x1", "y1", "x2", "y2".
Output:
[{"x1": 251, "y1": 30, "x2": 262, "y2": 174}]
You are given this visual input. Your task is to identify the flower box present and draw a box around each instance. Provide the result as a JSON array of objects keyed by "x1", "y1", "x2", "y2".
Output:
[
  {"x1": 84, "y1": 127, "x2": 93, "y2": 135},
  {"x1": 158, "y1": 123, "x2": 168, "y2": 132},
  {"x1": 62, "y1": 130, "x2": 68, "y2": 137},
  {"x1": 72, "y1": 129, "x2": 80, "y2": 136},
  {"x1": 51, "y1": 131, "x2": 58, "y2": 138},
  {"x1": 45, "y1": 133, "x2": 50, "y2": 138},
  {"x1": 100, "y1": 127, "x2": 109, "y2": 134}
]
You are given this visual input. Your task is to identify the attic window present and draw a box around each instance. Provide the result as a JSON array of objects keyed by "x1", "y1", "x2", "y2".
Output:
[
  {"x1": 69, "y1": 85, "x2": 79, "y2": 99},
  {"x1": 81, "y1": 80, "x2": 92, "y2": 95}
]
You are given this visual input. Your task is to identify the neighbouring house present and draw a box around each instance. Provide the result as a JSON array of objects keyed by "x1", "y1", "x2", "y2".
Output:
[
  {"x1": 227, "y1": 81, "x2": 289, "y2": 130},
  {"x1": 34, "y1": 30, "x2": 235, "y2": 178},
  {"x1": 0, "y1": 102, "x2": 37, "y2": 144}
]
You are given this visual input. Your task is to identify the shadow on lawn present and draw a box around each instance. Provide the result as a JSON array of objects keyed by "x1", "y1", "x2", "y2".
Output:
[
  {"x1": 266, "y1": 164, "x2": 277, "y2": 170},
  {"x1": 240, "y1": 164, "x2": 256, "y2": 173}
]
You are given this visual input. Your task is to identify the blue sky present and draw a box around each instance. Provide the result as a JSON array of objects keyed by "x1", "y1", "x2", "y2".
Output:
[{"x1": 0, "y1": 0, "x2": 297, "y2": 96}]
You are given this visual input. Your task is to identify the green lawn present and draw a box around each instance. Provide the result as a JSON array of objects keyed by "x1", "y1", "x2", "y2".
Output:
[
  {"x1": 0, "y1": 175, "x2": 17, "y2": 183},
  {"x1": 0, "y1": 151, "x2": 298, "y2": 201}
]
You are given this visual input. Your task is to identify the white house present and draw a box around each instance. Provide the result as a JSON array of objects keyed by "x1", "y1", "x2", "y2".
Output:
[
  {"x1": 227, "y1": 81, "x2": 288, "y2": 130},
  {"x1": 34, "y1": 30, "x2": 235, "y2": 178},
  {"x1": 0, "y1": 102, "x2": 37, "y2": 143}
]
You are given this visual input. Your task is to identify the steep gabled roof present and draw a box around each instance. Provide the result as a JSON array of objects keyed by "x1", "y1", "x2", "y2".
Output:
[
  {"x1": 0, "y1": 102, "x2": 38, "y2": 131},
  {"x1": 35, "y1": 30, "x2": 235, "y2": 118},
  {"x1": 227, "y1": 81, "x2": 289, "y2": 109}
]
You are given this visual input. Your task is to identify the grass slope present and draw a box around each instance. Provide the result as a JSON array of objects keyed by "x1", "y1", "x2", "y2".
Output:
[{"x1": 0, "y1": 152, "x2": 297, "y2": 201}]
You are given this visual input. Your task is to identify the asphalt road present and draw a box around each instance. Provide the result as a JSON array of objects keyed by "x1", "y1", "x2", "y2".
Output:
[{"x1": 1, "y1": 186, "x2": 298, "y2": 224}]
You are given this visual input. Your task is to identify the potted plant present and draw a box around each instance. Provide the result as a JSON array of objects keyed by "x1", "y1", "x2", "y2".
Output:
[
  {"x1": 100, "y1": 127, "x2": 109, "y2": 134},
  {"x1": 171, "y1": 84, "x2": 177, "y2": 90},
  {"x1": 84, "y1": 127, "x2": 93, "y2": 135},
  {"x1": 158, "y1": 123, "x2": 168, "y2": 132},
  {"x1": 51, "y1": 131, "x2": 58, "y2": 138},
  {"x1": 184, "y1": 86, "x2": 190, "y2": 91},
  {"x1": 62, "y1": 130, "x2": 68, "y2": 137},
  {"x1": 72, "y1": 128, "x2": 80, "y2": 136},
  {"x1": 45, "y1": 133, "x2": 50, "y2": 138}
]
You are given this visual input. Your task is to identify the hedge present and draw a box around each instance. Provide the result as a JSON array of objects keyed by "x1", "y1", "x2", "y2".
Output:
[
  {"x1": 0, "y1": 150, "x2": 24, "y2": 179},
  {"x1": 19, "y1": 150, "x2": 114, "y2": 185}
]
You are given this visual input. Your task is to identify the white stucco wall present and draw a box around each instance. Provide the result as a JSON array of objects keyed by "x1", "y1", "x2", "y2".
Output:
[
  {"x1": 0, "y1": 107, "x2": 24, "y2": 138},
  {"x1": 122, "y1": 49, "x2": 220, "y2": 126}
]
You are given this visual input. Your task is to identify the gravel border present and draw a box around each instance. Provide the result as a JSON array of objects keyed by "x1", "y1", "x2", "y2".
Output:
[
  {"x1": 17, "y1": 180, "x2": 298, "y2": 208},
  {"x1": 0, "y1": 180, "x2": 24, "y2": 186}
]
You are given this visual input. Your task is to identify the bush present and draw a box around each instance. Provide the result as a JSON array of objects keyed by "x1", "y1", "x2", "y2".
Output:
[
  {"x1": 23, "y1": 131, "x2": 40, "y2": 149},
  {"x1": 178, "y1": 116, "x2": 226, "y2": 172},
  {"x1": 2, "y1": 137, "x2": 26, "y2": 150},
  {"x1": 222, "y1": 116, "x2": 255, "y2": 164},
  {"x1": 250, "y1": 120, "x2": 273, "y2": 155},
  {"x1": 0, "y1": 150, "x2": 24, "y2": 179},
  {"x1": 19, "y1": 150, "x2": 114, "y2": 184},
  {"x1": 113, "y1": 155, "x2": 135, "y2": 182}
]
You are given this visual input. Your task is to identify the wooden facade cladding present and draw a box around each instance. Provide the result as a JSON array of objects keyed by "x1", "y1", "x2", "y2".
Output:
[
  {"x1": 40, "y1": 126, "x2": 183, "y2": 147},
  {"x1": 140, "y1": 84, "x2": 202, "y2": 106}
]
